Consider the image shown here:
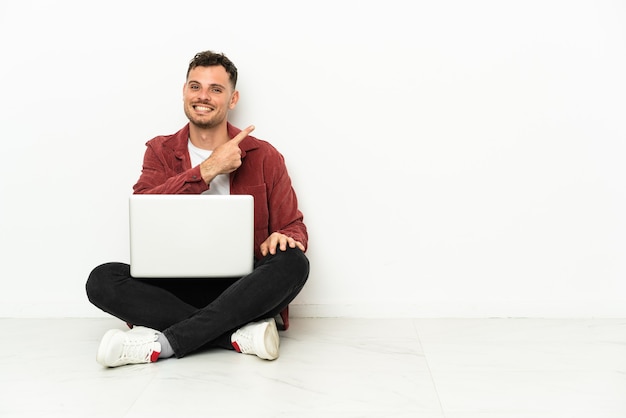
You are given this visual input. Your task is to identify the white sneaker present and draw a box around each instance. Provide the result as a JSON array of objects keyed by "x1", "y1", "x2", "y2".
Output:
[
  {"x1": 96, "y1": 327, "x2": 161, "y2": 367},
  {"x1": 231, "y1": 318, "x2": 280, "y2": 360}
]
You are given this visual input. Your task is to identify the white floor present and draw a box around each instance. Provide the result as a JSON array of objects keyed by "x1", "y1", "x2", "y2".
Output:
[{"x1": 1, "y1": 318, "x2": 625, "y2": 417}]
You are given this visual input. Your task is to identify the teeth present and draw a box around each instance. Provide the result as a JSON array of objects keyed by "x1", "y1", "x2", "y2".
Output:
[{"x1": 195, "y1": 106, "x2": 211, "y2": 111}]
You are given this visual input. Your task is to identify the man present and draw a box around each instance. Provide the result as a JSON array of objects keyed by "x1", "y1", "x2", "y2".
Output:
[{"x1": 86, "y1": 50, "x2": 309, "y2": 367}]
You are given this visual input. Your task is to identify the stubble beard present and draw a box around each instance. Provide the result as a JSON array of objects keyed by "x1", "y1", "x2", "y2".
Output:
[{"x1": 184, "y1": 106, "x2": 219, "y2": 130}]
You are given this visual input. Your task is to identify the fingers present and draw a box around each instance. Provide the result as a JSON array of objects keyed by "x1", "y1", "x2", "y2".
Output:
[
  {"x1": 293, "y1": 240, "x2": 306, "y2": 252},
  {"x1": 260, "y1": 234, "x2": 279, "y2": 256},
  {"x1": 260, "y1": 242, "x2": 269, "y2": 257},
  {"x1": 260, "y1": 233, "x2": 304, "y2": 257},
  {"x1": 231, "y1": 124, "x2": 255, "y2": 145}
]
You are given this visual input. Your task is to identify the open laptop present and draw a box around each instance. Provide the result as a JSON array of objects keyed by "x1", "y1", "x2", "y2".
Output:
[{"x1": 129, "y1": 194, "x2": 254, "y2": 278}]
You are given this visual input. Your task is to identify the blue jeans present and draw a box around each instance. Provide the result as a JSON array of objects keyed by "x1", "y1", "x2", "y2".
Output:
[{"x1": 86, "y1": 247, "x2": 309, "y2": 358}]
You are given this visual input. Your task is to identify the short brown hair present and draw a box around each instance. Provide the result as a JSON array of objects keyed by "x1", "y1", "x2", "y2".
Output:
[{"x1": 186, "y1": 50, "x2": 238, "y2": 88}]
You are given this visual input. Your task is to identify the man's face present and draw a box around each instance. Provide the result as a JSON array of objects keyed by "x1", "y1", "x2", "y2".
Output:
[{"x1": 183, "y1": 65, "x2": 238, "y2": 129}]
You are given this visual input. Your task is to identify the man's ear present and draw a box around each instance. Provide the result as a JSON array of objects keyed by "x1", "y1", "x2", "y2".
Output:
[{"x1": 229, "y1": 90, "x2": 240, "y2": 109}]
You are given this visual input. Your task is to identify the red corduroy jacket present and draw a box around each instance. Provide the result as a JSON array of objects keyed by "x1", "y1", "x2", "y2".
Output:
[{"x1": 133, "y1": 123, "x2": 308, "y2": 262}]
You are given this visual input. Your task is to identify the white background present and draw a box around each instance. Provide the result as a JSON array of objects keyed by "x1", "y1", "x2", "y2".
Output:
[{"x1": 1, "y1": 0, "x2": 624, "y2": 318}]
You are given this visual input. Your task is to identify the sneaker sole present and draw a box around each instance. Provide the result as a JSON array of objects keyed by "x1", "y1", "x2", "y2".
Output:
[{"x1": 256, "y1": 319, "x2": 279, "y2": 360}]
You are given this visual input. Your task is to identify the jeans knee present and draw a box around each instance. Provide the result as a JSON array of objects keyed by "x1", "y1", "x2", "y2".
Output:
[
  {"x1": 85, "y1": 262, "x2": 127, "y2": 306},
  {"x1": 86, "y1": 264, "x2": 105, "y2": 305},
  {"x1": 281, "y1": 247, "x2": 310, "y2": 286},
  {"x1": 276, "y1": 248, "x2": 309, "y2": 311}
]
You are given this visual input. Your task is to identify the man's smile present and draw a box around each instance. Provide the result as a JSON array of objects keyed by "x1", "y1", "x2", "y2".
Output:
[{"x1": 193, "y1": 104, "x2": 213, "y2": 112}]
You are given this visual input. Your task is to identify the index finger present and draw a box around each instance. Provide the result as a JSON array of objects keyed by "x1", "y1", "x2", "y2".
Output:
[{"x1": 231, "y1": 125, "x2": 255, "y2": 145}]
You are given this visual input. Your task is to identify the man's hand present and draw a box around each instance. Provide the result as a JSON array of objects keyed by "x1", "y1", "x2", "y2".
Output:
[
  {"x1": 260, "y1": 232, "x2": 305, "y2": 257},
  {"x1": 200, "y1": 125, "x2": 255, "y2": 184}
]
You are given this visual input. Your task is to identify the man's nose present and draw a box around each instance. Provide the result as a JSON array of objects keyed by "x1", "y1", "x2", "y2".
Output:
[{"x1": 197, "y1": 88, "x2": 211, "y2": 101}]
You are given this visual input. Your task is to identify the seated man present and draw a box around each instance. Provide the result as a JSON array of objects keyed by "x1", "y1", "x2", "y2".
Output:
[{"x1": 86, "y1": 50, "x2": 309, "y2": 367}]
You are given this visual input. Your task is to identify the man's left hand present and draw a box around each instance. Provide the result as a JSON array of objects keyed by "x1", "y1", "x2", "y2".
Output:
[{"x1": 260, "y1": 232, "x2": 305, "y2": 257}]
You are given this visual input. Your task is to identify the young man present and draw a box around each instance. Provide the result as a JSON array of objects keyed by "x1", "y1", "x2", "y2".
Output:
[{"x1": 86, "y1": 50, "x2": 309, "y2": 367}]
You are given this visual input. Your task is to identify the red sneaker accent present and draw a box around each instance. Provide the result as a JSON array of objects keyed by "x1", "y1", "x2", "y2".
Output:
[
  {"x1": 232, "y1": 341, "x2": 241, "y2": 353},
  {"x1": 150, "y1": 350, "x2": 161, "y2": 362}
]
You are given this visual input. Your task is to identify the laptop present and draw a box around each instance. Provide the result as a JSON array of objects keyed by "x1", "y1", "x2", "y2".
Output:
[{"x1": 129, "y1": 194, "x2": 254, "y2": 278}]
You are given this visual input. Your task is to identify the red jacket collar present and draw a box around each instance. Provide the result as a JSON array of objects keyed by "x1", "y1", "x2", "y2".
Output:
[{"x1": 163, "y1": 123, "x2": 259, "y2": 160}]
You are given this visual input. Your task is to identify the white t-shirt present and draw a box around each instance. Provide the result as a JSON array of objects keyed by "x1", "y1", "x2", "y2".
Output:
[{"x1": 188, "y1": 139, "x2": 230, "y2": 195}]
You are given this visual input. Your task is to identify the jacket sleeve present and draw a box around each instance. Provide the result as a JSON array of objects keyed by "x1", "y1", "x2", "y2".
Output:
[{"x1": 133, "y1": 141, "x2": 208, "y2": 195}]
